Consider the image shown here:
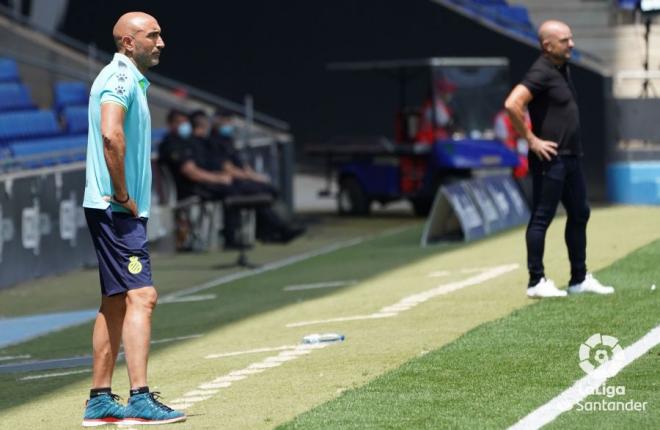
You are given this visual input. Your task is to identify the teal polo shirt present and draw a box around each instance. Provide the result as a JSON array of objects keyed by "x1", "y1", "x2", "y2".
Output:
[{"x1": 83, "y1": 52, "x2": 152, "y2": 218}]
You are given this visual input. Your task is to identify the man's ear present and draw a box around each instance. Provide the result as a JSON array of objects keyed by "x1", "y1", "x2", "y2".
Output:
[
  {"x1": 122, "y1": 35, "x2": 135, "y2": 53},
  {"x1": 541, "y1": 39, "x2": 551, "y2": 53}
]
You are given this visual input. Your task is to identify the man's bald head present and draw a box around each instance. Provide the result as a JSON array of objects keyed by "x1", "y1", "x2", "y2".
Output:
[
  {"x1": 538, "y1": 20, "x2": 569, "y2": 45},
  {"x1": 113, "y1": 12, "x2": 157, "y2": 50},
  {"x1": 112, "y1": 12, "x2": 164, "y2": 73},
  {"x1": 537, "y1": 20, "x2": 574, "y2": 64}
]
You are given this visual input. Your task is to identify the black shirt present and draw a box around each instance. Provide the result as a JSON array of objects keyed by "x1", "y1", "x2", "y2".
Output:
[
  {"x1": 521, "y1": 55, "x2": 581, "y2": 156},
  {"x1": 158, "y1": 133, "x2": 211, "y2": 199},
  {"x1": 209, "y1": 133, "x2": 245, "y2": 168}
]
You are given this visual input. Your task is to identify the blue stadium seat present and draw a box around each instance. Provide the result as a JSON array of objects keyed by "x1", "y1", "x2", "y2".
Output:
[
  {"x1": 0, "y1": 110, "x2": 62, "y2": 144},
  {"x1": 450, "y1": 1, "x2": 538, "y2": 44},
  {"x1": 0, "y1": 83, "x2": 36, "y2": 112},
  {"x1": 492, "y1": 5, "x2": 533, "y2": 27},
  {"x1": 62, "y1": 105, "x2": 88, "y2": 134},
  {"x1": 618, "y1": 0, "x2": 638, "y2": 10},
  {"x1": 53, "y1": 81, "x2": 89, "y2": 111},
  {"x1": 0, "y1": 58, "x2": 20, "y2": 83},
  {"x1": 8, "y1": 135, "x2": 87, "y2": 168}
]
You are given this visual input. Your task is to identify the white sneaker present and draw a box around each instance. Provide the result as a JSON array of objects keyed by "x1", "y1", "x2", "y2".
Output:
[
  {"x1": 527, "y1": 278, "x2": 567, "y2": 298},
  {"x1": 568, "y1": 274, "x2": 614, "y2": 295}
]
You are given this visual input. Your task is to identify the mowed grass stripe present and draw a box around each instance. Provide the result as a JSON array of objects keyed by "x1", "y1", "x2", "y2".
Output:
[{"x1": 279, "y1": 239, "x2": 660, "y2": 430}]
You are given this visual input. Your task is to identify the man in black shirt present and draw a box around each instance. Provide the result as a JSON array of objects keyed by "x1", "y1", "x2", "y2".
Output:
[
  {"x1": 504, "y1": 20, "x2": 614, "y2": 298},
  {"x1": 159, "y1": 109, "x2": 237, "y2": 249},
  {"x1": 159, "y1": 109, "x2": 232, "y2": 201},
  {"x1": 209, "y1": 110, "x2": 278, "y2": 196},
  {"x1": 184, "y1": 110, "x2": 304, "y2": 245}
]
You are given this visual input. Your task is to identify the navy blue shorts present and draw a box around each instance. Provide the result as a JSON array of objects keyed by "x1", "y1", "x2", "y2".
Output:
[{"x1": 84, "y1": 207, "x2": 153, "y2": 296}]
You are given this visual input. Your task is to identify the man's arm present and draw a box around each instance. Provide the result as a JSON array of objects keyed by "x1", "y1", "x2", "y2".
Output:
[
  {"x1": 101, "y1": 102, "x2": 138, "y2": 216},
  {"x1": 504, "y1": 84, "x2": 557, "y2": 161},
  {"x1": 180, "y1": 161, "x2": 232, "y2": 184},
  {"x1": 243, "y1": 165, "x2": 269, "y2": 183},
  {"x1": 222, "y1": 160, "x2": 269, "y2": 183},
  {"x1": 221, "y1": 160, "x2": 248, "y2": 180}
]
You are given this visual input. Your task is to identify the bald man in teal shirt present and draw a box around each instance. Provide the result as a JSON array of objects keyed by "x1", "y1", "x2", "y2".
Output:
[{"x1": 82, "y1": 11, "x2": 185, "y2": 426}]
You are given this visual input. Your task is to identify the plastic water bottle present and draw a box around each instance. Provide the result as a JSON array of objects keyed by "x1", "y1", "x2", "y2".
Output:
[{"x1": 302, "y1": 333, "x2": 345, "y2": 344}]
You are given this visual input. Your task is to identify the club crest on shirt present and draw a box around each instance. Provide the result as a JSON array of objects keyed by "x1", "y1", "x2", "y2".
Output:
[{"x1": 128, "y1": 256, "x2": 142, "y2": 274}]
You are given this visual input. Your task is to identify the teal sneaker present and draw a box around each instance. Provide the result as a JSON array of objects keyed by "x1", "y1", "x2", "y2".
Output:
[
  {"x1": 123, "y1": 392, "x2": 186, "y2": 425},
  {"x1": 82, "y1": 392, "x2": 125, "y2": 427}
]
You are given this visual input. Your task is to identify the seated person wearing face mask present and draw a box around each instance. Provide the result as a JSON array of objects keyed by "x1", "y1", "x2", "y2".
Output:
[
  {"x1": 158, "y1": 109, "x2": 191, "y2": 170},
  {"x1": 209, "y1": 109, "x2": 278, "y2": 195},
  {"x1": 163, "y1": 109, "x2": 304, "y2": 246},
  {"x1": 159, "y1": 108, "x2": 236, "y2": 249},
  {"x1": 159, "y1": 108, "x2": 231, "y2": 201},
  {"x1": 208, "y1": 109, "x2": 305, "y2": 243}
]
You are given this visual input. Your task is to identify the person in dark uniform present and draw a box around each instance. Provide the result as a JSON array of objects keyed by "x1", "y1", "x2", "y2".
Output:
[
  {"x1": 160, "y1": 109, "x2": 303, "y2": 246},
  {"x1": 210, "y1": 109, "x2": 274, "y2": 190},
  {"x1": 158, "y1": 109, "x2": 191, "y2": 155},
  {"x1": 158, "y1": 109, "x2": 233, "y2": 201},
  {"x1": 504, "y1": 20, "x2": 614, "y2": 298},
  {"x1": 206, "y1": 109, "x2": 305, "y2": 243}
]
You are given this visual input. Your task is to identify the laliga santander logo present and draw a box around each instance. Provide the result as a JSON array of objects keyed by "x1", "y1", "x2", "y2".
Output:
[{"x1": 579, "y1": 333, "x2": 626, "y2": 376}]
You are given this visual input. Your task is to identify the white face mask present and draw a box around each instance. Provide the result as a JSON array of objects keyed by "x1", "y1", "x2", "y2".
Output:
[
  {"x1": 177, "y1": 121, "x2": 192, "y2": 138},
  {"x1": 219, "y1": 124, "x2": 235, "y2": 137}
]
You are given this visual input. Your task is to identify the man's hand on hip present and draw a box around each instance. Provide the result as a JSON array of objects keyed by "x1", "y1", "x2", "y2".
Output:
[
  {"x1": 103, "y1": 195, "x2": 139, "y2": 217},
  {"x1": 529, "y1": 137, "x2": 558, "y2": 161}
]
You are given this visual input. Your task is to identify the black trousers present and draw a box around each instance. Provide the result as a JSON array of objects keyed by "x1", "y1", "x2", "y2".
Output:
[
  {"x1": 201, "y1": 179, "x2": 286, "y2": 242},
  {"x1": 526, "y1": 155, "x2": 590, "y2": 287}
]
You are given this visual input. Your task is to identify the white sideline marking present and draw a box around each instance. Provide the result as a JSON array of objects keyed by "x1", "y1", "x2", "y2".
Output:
[
  {"x1": 249, "y1": 361, "x2": 282, "y2": 369},
  {"x1": 165, "y1": 239, "x2": 363, "y2": 299},
  {"x1": 19, "y1": 368, "x2": 91, "y2": 380},
  {"x1": 280, "y1": 349, "x2": 312, "y2": 356},
  {"x1": 427, "y1": 270, "x2": 450, "y2": 277},
  {"x1": 176, "y1": 395, "x2": 211, "y2": 403},
  {"x1": 265, "y1": 355, "x2": 298, "y2": 363},
  {"x1": 159, "y1": 294, "x2": 217, "y2": 304},
  {"x1": 286, "y1": 313, "x2": 396, "y2": 328},
  {"x1": 199, "y1": 381, "x2": 232, "y2": 389},
  {"x1": 170, "y1": 342, "x2": 334, "y2": 410},
  {"x1": 205, "y1": 345, "x2": 297, "y2": 359},
  {"x1": 286, "y1": 264, "x2": 519, "y2": 328},
  {"x1": 10, "y1": 336, "x2": 199, "y2": 377},
  {"x1": 164, "y1": 225, "x2": 410, "y2": 300},
  {"x1": 151, "y1": 334, "x2": 202, "y2": 345},
  {"x1": 283, "y1": 280, "x2": 357, "y2": 291},
  {"x1": 508, "y1": 324, "x2": 660, "y2": 430},
  {"x1": 0, "y1": 354, "x2": 30, "y2": 362},
  {"x1": 184, "y1": 389, "x2": 218, "y2": 396},
  {"x1": 230, "y1": 368, "x2": 265, "y2": 376},
  {"x1": 213, "y1": 375, "x2": 246, "y2": 382},
  {"x1": 169, "y1": 403, "x2": 194, "y2": 410}
]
